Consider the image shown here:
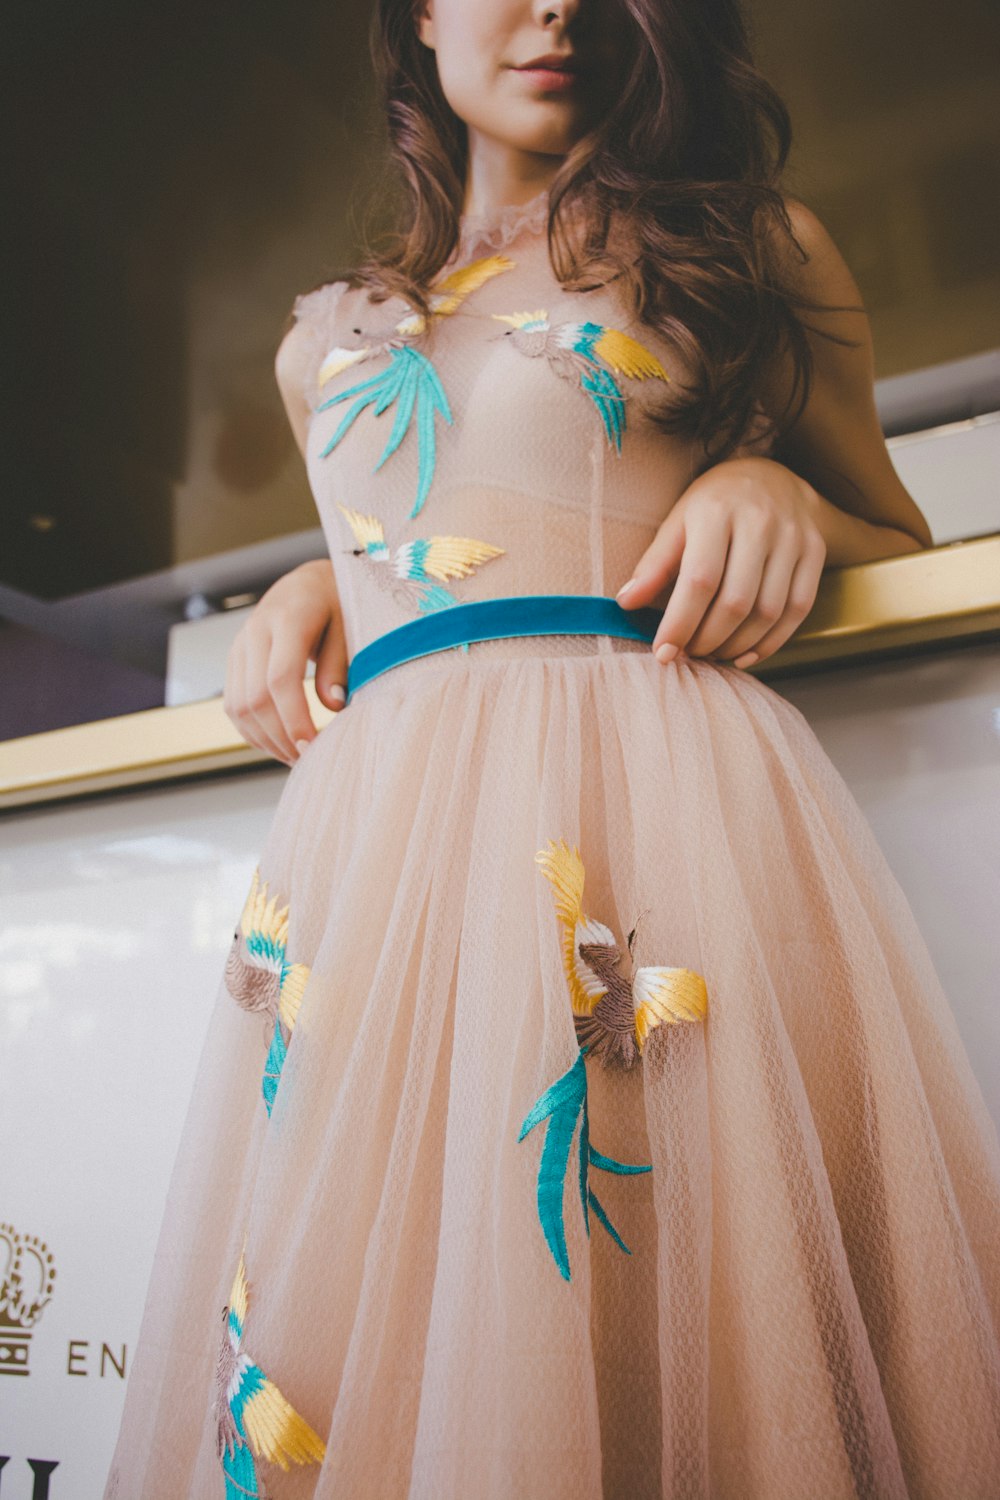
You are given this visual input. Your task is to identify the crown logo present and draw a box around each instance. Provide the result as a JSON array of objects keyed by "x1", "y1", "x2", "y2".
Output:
[{"x1": 0, "y1": 1222, "x2": 57, "y2": 1377}]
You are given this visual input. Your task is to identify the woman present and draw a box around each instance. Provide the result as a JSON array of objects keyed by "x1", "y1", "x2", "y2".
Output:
[{"x1": 105, "y1": 1, "x2": 1000, "y2": 1496}]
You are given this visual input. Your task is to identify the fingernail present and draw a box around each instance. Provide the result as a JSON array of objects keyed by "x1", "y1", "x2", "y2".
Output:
[
  {"x1": 733, "y1": 651, "x2": 759, "y2": 669},
  {"x1": 328, "y1": 683, "x2": 346, "y2": 703},
  {"x1": 616, "y1": 578, "x2": 637, "y2": 601},
  {"x1": 295, "y1": 738, "x2": 311, "y2": 754},
  {"x1": 655, "y1": 643, "x2": 678, "y2": 664}
]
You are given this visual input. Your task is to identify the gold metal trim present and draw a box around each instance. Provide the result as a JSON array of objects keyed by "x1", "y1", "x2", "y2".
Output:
[{"x1": 2, "y1": 535, "x2": 999, "y2": 812}]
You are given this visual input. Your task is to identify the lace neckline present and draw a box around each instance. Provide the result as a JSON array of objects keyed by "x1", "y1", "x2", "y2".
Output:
[{"x1": 456, "y1": 186, "x2": 551, "y2": 260}]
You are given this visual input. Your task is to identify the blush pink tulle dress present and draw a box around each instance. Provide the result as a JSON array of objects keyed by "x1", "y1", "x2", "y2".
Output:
[{"x1": 104, "y1": 189, "x2": 1000, "y2": 1499}]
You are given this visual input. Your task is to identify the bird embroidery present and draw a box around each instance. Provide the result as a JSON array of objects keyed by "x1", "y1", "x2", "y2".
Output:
[
  {"x1": 214, "y1": 1238, "x2": 326, "y2": 1497},
  {"x1": 315, "y1": 254, "x2": 515, "y2": 518},
  {"x1": 224, "y1": 868, "x2": 310, "y2": 1117},
  {"x1": 491, "y1": 311, "x2": 670, "y2": 450},
  {"x1": 336, "y1": 502, "x2": 505, "y2": 645},
  {"x1": 518, "y1": 839, "x2": 709, "y2": 1280},
  {"x1": 535, "y1": 837, "x2": 708, "y2": 1070}
]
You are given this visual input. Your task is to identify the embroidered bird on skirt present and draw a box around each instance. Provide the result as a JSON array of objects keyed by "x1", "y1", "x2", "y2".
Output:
[
  {"x1": 315, "y1": 254, "x2": 515, "y2": 519},
  {"x1": 224, "y1": 867, "x2": 311, "y2": 1117},
  {"x1": 518, "y1": 838, "x2": 710, "y2": 1280},
  {"x1": 214, "y1": 1238, "x2": 326, "y2": 1497},
  {"x1": 491, "y1": 311, "x2": 671, "y2": 451},
  {"x1": 336, "y1": 502, "x2": 505, "y2": 642},
  {"x1": 534, "y1": 836, "x2": 708, "y2": 1070}
]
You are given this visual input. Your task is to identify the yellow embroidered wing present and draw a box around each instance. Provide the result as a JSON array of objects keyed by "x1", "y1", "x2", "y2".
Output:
[
  {"x1": 317, "y1": 342, "x2": 370, "y2": 388},
  {"x1": 430, "y1": 254, "x2": 515, "y2": 314},
  {"x1": 241, "y1": 1378, "x2": 327, "y2": 1470},
  {"x1": 242, "y1": 868, "x2": 310, "y2": 1029},
  {"x1": 397, "y1": 535, "x2": 505, "y2": 582},
  {"x1": 395, "y1": 254, "x2": 516, "y2": 335},
  {"x1": 229, "y1": 1238, "x2": 327, "y2": 1470},
  {"x1": 591, "y1": 327, "x2": 670, "y2": 382},
  {"x1": 228, "y1": 1241, "x2": 251, "y2": 1336},
  {"x1": 321, "y1": 255, "x2": 513, "y2": 375},
  {"x1": 241, "y1": 868, "x2": 289, "y2": 950},
  {"x1": 278, "y1": 963, "x2": 311, "y2": 1030},
  {"x1": 632, "y1": 965, "x2": 708, "y2": 1053},
  {"x1": 535, "y1": 838, "x2": 614, "y2": 1017},
  {"x1": 492, "y1": 309, "x2": 550, "y2": 329},
  {"x1": 337, "y1": 504, "x2": 386, "y2": 550}
]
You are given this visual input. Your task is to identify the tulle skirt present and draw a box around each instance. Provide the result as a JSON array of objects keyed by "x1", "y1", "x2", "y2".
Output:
[{"x1": 104, "y1": 639, "x2": 1000, "y2": 1499}]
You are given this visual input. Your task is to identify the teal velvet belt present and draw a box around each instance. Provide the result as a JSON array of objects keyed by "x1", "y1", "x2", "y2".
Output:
[{"x1": 344, "y1": 593, "x2": 663, "y2": 703}]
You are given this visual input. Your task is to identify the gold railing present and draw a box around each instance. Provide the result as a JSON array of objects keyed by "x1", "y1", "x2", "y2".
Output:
[{"x1": 2, "y1": 534, "x2": 999, "y2": 811}]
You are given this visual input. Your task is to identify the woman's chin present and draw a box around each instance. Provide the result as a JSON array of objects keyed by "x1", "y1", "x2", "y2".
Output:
[{"x1": 482, "y1": 105, "x2": 587, "y2": 157}]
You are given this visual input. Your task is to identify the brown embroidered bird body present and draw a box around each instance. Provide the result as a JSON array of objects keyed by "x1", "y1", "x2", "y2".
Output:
[{"x1": 535, "y1": 838, "x2": 708, "y2": 1070}]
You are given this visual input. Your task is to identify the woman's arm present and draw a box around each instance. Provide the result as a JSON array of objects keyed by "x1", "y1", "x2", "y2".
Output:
[
  {"x1": 740, "y1": 455, "x2": 928, "y2": 569},
  {"x1": 756, "y1": 196, "x2": 934, "y2": 562},
  {"x1": 617, "y1": 198, "x2": 934, "y2": 668},
  {"x1": 220, "y1": 321, "x2": 350, "y2": 766}
]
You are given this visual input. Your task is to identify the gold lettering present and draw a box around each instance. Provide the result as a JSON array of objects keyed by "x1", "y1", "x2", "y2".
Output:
[{"x1": 100, "y1": 1342, "x2": 126, "y2": 1379}]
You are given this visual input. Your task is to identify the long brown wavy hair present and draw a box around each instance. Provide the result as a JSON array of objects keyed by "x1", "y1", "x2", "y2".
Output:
[{"x1": 334, "y1": 0, "x2": 863, "y2": 466}]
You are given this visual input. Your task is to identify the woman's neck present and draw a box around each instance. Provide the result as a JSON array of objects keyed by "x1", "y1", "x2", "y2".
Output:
[{"x1": 460, "y1": 139, "x2": 561, "y2": 223}]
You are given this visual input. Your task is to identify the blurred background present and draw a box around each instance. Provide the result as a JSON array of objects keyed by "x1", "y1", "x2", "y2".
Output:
[{"x1": 4, "y1": 0, "x2": 1000, "y2": 739}]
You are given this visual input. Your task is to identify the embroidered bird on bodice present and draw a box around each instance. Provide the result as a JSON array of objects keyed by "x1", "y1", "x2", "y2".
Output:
[
  {"x1": 224, "y1": 867, "x2": 310, "y2": 1116},
  {"x1": 491, "y1": 311, "x2": 671, "y2": 451},
  {"x1": 535, "y1": 837, "x2": 708, "y2": 1069},
  {"x1": 335, "y1": 502, "x2": 505, "y2": 624},
  {"x1": 314, "y1": 255, "x2": 516, "y2": 518},
  {"x1": 214, "y1": 1239, "x2": 326, "y2": 1497}
]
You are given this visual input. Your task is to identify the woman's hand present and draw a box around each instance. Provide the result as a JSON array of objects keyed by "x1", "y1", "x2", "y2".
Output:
[
  {"x1": 223, "y1": 560, "x2": 349, "y2": 766},
  {"x1": 615, "y1": 456, "x2": 828, "y2": 670}
]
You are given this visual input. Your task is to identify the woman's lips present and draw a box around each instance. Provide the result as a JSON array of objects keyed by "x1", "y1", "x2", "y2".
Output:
[{"x1": 513, "y1": 64, "x2": 582, "y2": 92}]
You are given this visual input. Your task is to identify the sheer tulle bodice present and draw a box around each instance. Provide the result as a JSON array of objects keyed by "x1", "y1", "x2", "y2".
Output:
[{"x1": 290, "y1": 187, "x2": 776, "y2": 681}]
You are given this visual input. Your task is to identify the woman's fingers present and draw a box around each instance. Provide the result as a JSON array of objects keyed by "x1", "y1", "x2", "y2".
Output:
[
  {"x1": 682, "y1": 516, "x2": 771, "y2": 660},
  {"x1": 228, "y1": 625, "x2": 296, "y2": 766},
  {"x1": 618, "y1": 461, "x2": 828, "y2": 670},
  {"x1": 727, "y1": 541, "x2": 827, "y2": 666},
  {"x1": 312, "y1": 617, "x2": 349, "y2": 712},
  {"x1": 245, "y1": 629, "x2": 304, "y2": 765},
  {"x1": 221, "y1": 560, "x2": 346, "y2": 763},
  {"x1": 698, "y1": 529, "x2": 800, "y2": 662},
  {"x1": 648, "y1": 500, "x2": 731, "y2": 660},
  {"x1": 266, "y1": 627, "x2": 323, "y2": 751},
  {"x1": 223, "y1": 630, "x2": 275, "y2": 759},
  {"x1": 267, "y1": 563, "x2": 347, "y2": 731},
  {"x1": 616, "y1": 504, "x2": 686, "y2": 614}
]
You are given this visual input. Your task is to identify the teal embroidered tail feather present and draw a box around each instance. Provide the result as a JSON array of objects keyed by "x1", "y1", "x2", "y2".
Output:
[
  {"x1": 317, "y1": 345, "x2": 453, "y2": 518},
  {"x1": 222, "y1": 1391, "x2": 264, "y2": 1499},
  {"x1": 262, "y1": 1018, "x2": 288, "y2": 1118},
  {"x1": 518, "y1": 1045, "x2": 652, "y2": 1281},
  {"x1": 579, "y1": 364, "x2": 626, "y2": 450}
]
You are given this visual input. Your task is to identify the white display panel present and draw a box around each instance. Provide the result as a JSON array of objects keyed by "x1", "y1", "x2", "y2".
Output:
[{"x1": 0, "y1": 768, "x2": 285, "y2": 1498}]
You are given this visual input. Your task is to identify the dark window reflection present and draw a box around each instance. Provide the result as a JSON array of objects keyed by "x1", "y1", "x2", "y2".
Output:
[{"x1": 3, "y1": 0, "x2": 998, "y2": 741}]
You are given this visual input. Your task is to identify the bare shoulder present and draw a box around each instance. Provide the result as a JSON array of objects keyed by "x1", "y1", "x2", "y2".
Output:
[
  {"x1": 274, "y1": 279, "x2": 355, "y2": 459},
  {"x1": 767, "y1": 195, "x2": 864, "y2": 313},
  {"x1": 780, "y1": 194, "x2": 837, "y2": 252},
  {"x1": 274, "y1": 318, "x2": 314, "y2": 463},
  {"x1": 274, "y1": 313, "x2": 312, "y2": 403}
]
